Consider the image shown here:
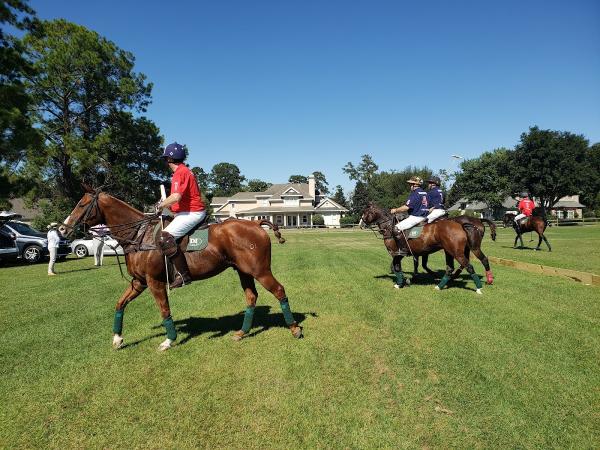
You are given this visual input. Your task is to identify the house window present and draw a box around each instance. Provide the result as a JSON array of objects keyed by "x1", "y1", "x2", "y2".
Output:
[
  {"x1": 283, "y1": 198, "x2": 299, "y2": 207},
  {"x1": 556, "y1": 210, "x2": 563, "y2": 219},
  {"x1": 275, "y1": 215, "x2": 283, "y2": 225},
  {"x1": 301, "y1": 215, "x2": 308, "y2": 224},
  {"x1": 260, "y1": 199, "x2": 269, "y2": 206},
  {"x1": 567, "y1": 210, "x2": 574, "y2": 219}
]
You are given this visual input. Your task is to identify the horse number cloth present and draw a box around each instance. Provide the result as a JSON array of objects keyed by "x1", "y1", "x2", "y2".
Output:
[
  {"x1": 407, "y1": 225, "x2": 423, "y2": 239},
  {"x1": 186, "y1": 228, "x2": 209, "y2": 252}
]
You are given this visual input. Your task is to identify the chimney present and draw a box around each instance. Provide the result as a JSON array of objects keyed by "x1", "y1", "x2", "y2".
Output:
[{"x1": 308, "y1": 174, "x2": 316, "y2": 199}]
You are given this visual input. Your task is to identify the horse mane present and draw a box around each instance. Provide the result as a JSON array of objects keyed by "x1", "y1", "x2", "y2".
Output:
[{"x1": 100, "y1": 193, "x2": 146, "y2": 219}]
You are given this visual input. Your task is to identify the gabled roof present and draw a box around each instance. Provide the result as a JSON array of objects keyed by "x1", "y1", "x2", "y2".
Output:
[
  {"x1": 210, "y1": 197, "x2": 228, "y2": 205},
  {"x1": 315, "y1": 198, "x2": 348, "y2": 211},
  {"x1": 552, "y1": 200, "x2": 585, "y2": 208}
]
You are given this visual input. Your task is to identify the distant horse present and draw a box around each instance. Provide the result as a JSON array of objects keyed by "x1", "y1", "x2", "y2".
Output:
[
  {"x1": 361, "y1": 203, "x2": 490, "y2": 294},
  {"x1": 420, "y1": 215, "x2": 495, "y2": 283},
  {"x1": 503, "y1": 213, "x2": 551, "y2": 251},
  {"x1": 60, "y1": 187, "x2": 302, "y2": 351}
]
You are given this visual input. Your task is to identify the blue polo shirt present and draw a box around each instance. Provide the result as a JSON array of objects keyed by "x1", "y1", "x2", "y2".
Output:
[
  {"x1": 406, "y1": 190, "x2": 429, "y2": 217},
  {"x1": 427, "y1": 188, "x2": 445, "y2": 209}
]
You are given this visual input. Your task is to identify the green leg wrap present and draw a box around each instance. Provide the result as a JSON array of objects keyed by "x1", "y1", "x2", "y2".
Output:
[
  {"x1": 394, "y1": 271, "x2": 404, "y2": 286},
  {"x1": 437, "y1": 275, "x2": 451, "y2": 289},
  {"x1": 279, "y1": 298, "x2": 295, "y2": 326},
  {"x1": 241, "y1": 306, "x2": 255, "y2": 333},
  {"x1": 113, "y1": 310, "x2": 124, "y2": 334},
  {"x1": 163, "y1": 315, "x2": 177, "y2": 341},
  {"x1": 470, "y1": 272, "x2": 483, "y2": 289}
]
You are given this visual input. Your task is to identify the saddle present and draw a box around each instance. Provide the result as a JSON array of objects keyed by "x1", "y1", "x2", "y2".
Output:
[{"x1": 152, "y1": 214, "x2": 212, "y2": 253}]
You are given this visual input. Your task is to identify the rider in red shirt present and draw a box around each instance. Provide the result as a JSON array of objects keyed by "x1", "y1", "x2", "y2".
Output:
[
  {"x1": 155, "y1": 142, "x2": 206, "y2": 288},
  {"x1": 514, "y1": 192, "x2": 535, "y2": 233}
]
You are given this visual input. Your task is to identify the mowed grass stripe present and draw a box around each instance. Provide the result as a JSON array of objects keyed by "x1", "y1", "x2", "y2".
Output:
[{"x1": 0, "y1": 227, "x2": 598, "y2": 449}]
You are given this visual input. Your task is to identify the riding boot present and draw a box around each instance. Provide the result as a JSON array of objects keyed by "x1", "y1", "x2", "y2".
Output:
[
  {"x1": 392, "y1": 229, "x2": 409, "y2": 257},
  {"x1": 168, "y1": 249, "x2": 192, "y2": 289}
]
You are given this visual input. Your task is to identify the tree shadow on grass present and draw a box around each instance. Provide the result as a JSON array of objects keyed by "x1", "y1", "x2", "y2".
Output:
[{"x1": 122, "y1": 306, "x2": 318, "y2": 349}]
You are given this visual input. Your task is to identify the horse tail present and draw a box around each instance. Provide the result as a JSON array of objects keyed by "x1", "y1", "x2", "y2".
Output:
[
  {"x1": 481, "y1": 218, "x2": 497, "y2": 241},
  {"x1": 461, "y1": 223, "x2": 479, "y2": 250},
  {"x1": 258, "y1": 220, "x2": 286, "y2": 244}
]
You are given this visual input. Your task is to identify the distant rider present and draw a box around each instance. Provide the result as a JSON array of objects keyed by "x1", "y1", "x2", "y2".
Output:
[
  {"x1": 390, "y1": 177, "x2": 428, "y2": 253},
  {"x1": 155, "y1": 142, "x2": 206, "y2": 289},
  {"x1": 425, "y1": 176, "x2": 446, "y2": 223},
  {"x1": 514, "y1": 192, "x2": 535, "y2": 233}
]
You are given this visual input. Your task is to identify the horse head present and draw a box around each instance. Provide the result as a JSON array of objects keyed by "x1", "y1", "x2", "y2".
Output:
[
  {"x1": 502, "y1": 213, "x2": 515, "y2": 228},
  {"x1": 59, "y1": 184, "x2": 106, "y2": 237},
  {"x1": 360, "y1": 202, "x2": 391, "y2": 228}
]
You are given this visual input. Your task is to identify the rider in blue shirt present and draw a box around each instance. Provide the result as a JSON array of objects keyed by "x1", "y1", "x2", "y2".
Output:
[
  {"x1": 425, "y1": 176, "x2": 447, "y2": 223},
  {"x1": 391, "y1": 176, "x2": 429, "y2": 232}
]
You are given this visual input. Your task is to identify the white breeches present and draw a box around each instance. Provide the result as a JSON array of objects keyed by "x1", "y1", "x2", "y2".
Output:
[
  {"x1": 514, "y1": 213, "x2": 526, "y2": 222},
  {"x1": 48, "y1": 247, "x2": 57, "y2": 274},
  {"x1": 93, "y1": 238, "x2": 105, "y2": 266},
  {"x1": 163, "y1": 211, "x2": 207, "y2": 238},
  {"x1": 395, "y1": 215, "x2": 426, "y2": 231},
  {"x1": 426, "y1": 209, "x2": 446, "y2": 223}
]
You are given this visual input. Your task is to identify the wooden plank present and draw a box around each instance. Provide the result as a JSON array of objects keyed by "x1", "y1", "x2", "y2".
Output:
[{"x1": 488, "y1": 256, "x2": 598, "y2": 286}]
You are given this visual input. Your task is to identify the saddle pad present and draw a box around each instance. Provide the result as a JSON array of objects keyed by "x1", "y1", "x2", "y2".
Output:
[
  {"x1": 186, "y1": 228, "x2": 209, "y2": 252},
  {"x1": 407, "y1": 226, "x2": 423, "y2": 239}
]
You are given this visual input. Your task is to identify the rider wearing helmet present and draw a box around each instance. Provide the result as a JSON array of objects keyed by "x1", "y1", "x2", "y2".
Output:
[
  {"x1": 155, "y1": 142, "x2": 206, "y2": 288},
  {"x1": 391, "y1": 176, "x2": 429, "y2": 233},
  {"x1": 425, "y1": 176, "x2": 446, "y2": 223},
  {"x1": 514, "y1": 192, "x2": 535, "y2": 233}
]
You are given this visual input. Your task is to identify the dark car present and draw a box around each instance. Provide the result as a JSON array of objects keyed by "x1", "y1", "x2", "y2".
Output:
[
  {"x1": 0, "y1": 226, "x2": 19, "y2": 264},
  {"x1": 0, "y1": 213, "x2": 71, "y2": 263}
]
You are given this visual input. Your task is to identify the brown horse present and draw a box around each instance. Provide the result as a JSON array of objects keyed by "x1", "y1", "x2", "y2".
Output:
[
  {"x1": 60, "y1": 188, "x2": 303, "y2": 351},
  {"x1": 360, "y1": 203, "x2": 489, "y2": 294},
  {"x1": 420, "y1": 215, "x2": 495, "y2": 283},
  {"x1": 503, "y1": 213, "x2": 551, "y2": 251}
]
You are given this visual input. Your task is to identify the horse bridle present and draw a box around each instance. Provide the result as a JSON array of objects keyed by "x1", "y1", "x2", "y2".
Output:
[{"x1": 61, "y1": 191, "x2": 102, "y2": 236}]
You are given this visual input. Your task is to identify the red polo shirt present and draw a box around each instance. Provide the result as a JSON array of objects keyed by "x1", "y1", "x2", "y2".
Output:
[
  {"x1": 170, "y1": 164, "x2": 205, "y2": 213},
  {"x1": 518, "y1": 199, "x2": 535, "y2": 216}
]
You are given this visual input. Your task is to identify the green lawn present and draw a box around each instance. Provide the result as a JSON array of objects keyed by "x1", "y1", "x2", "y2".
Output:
[{"x1": 0, "y1": 227, "x2": 598, "y2": 449}]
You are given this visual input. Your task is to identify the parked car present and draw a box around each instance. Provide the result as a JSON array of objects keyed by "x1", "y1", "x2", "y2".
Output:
[
  {"x1": 0, "y1": 226, "x2": 19, "y2": 264},
  {"x1": 71, "y1": 236, "x2": 124, "y2": 258},
  {"x1": 0, "y1": 213, "x2": 71, "y2": 263}
]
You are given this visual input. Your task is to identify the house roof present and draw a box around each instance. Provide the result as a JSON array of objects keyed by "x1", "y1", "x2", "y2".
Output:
[
  {"x1": 210, "y1": 197, "x2": 229, "y2": 205},
  {"x1": 209, "y1": 182, "x2": 316, "y2": 207},
  {"x1": 218, "y1": 206, "x2": 319, "y2": 215},
  {"x1": 552, "y1": 200, "x2": 586, "y2": 208},
  {"x1": 448, "y1": 198, "x2": 489, "y2": 211}
]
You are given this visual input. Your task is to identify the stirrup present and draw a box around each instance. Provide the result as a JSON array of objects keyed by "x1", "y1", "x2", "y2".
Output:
[{"x1": 169, "y1": 272, "x2": 192, "y2": 289}]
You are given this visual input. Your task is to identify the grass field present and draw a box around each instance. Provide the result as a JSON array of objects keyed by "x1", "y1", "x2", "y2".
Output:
[{"x1": 1, "y1": 226, "x2": 599, "y2": 449}]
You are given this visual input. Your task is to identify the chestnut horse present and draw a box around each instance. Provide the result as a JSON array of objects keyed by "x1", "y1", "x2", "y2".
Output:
[
  {"x1": 420, "y1": 215, "x2": 495, "y2": 280},
  {"x1": 503, "y1": 213, "x2": 551, "y2": 251},
  {"x1": 60, "y1": 188, "x2": 302, "y2": 351},
  {"x1": 360, "y1": 203, "x2": 490, "y2": 294}
]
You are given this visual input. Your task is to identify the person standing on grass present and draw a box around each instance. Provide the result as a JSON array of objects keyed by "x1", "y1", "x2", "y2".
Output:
[
  {"x1": 90, "y1": 223, "x2": 109, "y2": 266},
  {"x1": 47, "y1": 222, "x2": 60, "y2": 276},
  {"x1": 154, "y1": 142, "x2": 206, "y2": 289}
]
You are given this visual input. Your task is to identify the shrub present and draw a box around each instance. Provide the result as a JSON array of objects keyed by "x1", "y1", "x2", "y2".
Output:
[{"x1": 312, "y1": 214, "x2": 324, "y2": 226}]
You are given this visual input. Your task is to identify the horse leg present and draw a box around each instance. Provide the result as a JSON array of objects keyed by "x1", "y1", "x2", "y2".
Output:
[
  {"x1": 513, "y1": 233, "x2": 521, "y2": 248},
  {"x1": 543, "y1": 234, "x2": 552, "y2": 252},
  {"x1": 471, "y1": 247, "x2": 493, "y2": 285},
  {"x1": 451, "y1": 248, "x2": 467, "y2": 280},
  {"x1": 435, "y1": 252, "x2": 455, "y2": 290},
  {"x1": 393, "y1": 255, "x2": 405, "y2": 288},
  {"x1": 455, "y1": 254, "x2": 483, "y2": 295},
  {"x1": 256, "y1": 272, "x2": 302, "y2": 338},
  {"x1": 232, "y1": 271, "x2": 259, "y2": 341},
  {"x1": 147, "y1": 279, "x2": 177, "y2": 351},
  {"x1": 112, "y1": 279, "x2": 146, "y2": 349},
  {"x1": 535, "y1": 232, "x2": 543, "y2": 251},
  {"x1": 413, "y1": 256, "x2": 419, "y2": 274},
  {"x1": 422, "y1": 254, "x2": 436, "y2": 275}
]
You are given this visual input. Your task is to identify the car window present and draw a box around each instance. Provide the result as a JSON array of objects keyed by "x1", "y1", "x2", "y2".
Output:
[{"x1": 6, "y1": 222, "x2": 42, "y2": 235}]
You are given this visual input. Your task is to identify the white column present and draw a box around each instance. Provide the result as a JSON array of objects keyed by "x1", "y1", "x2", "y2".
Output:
[
  {"x1": 297, "y1": 213, "x2": 300, "y2": 228},
  {"x1": 310, "y1": 213, "x2": 313, "y2": 228}
]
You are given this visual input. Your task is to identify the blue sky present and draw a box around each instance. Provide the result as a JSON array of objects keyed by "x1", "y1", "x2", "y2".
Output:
[{"x1": 31, "y1": 0, "x2": 600, "y2": 192}]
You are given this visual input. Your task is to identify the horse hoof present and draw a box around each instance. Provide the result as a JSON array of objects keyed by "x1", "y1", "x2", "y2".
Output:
[
  {"x1": 158, "y1": 338, "x2": 174, "y2": 352},
  {"x1": 476, "y1": 289, "x2": 483, "y2": 295},
  {"x1": 435, "y1": 286, "x2": 441, "y2": 291},
  {"x1": 232, "y1": 331, "x2": 245, "y2": 341},
  {"x1": 405, "y1": 278, "x2": 411, "y2": 286},
  {"x1": 393, "y1": 284, "x2": 401, "y2": 289},
  {"x1": 112, "y1": 334, "x2": 124, "y2": 349}
]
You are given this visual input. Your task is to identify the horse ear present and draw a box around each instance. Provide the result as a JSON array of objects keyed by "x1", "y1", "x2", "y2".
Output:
[{"x1": 81, "y1": 183, "x2": 94, "y2": 194}]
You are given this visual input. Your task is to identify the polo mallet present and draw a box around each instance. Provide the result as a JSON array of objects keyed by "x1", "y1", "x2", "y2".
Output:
[{"x1": 159, "y1": 185, "x2": 171, "y2": 293}]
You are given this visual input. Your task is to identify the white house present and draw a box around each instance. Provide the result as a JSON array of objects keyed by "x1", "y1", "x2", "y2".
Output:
[{"x1": 210, "y1": 175, "x2": 348, "y2": 228}]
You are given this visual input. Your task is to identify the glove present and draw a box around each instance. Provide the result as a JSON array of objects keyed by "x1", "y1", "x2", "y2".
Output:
[{"x1": 154, "y1": 201, "x2": 163, "y2": 213}]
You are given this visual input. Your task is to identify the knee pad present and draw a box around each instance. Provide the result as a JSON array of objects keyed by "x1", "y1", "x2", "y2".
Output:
[{"x1": 159, "y1": 232, "x2": 178, "y2": 257}]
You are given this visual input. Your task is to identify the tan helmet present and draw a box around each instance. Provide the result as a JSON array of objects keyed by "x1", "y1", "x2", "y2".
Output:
[
  {"x1": 406, "y1": 176, "x2": 423, "y2": 186},
  {"x1": 47, "y1": 222, "x2": 59, "y2": 230}
]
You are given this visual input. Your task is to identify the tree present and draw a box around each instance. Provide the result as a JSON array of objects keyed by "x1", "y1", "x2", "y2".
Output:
[
  {"x1": 191, "y1": 166, "x2": 210, "y2": 193},
  {"x1": 343, "y1": 154, "x2": 378, "y2": 184},
  {"x1": 513, "y1": 127, "x2": 591, "y2": 214},
  {"x1": 246, "y1": 179, "x2": 272, "y2": 192},
  {"x1": 312, "y1": 214, "x2": 324, "y2": 226},
  {"x1": 350, "y1": 180, "x2": 371, "y2": 217},
  {"x1": 581, "y1": 143, "x2": 600, "y2": 216},
  {"x1": 369, "y1": 166, "x2": 434, "y2": 210},
  {"x1": 210, "y1": 162, "x2": 245, "y2": 196},
  {"x1": 452, "y1": 148, "x2": 515, "y2": 210},
  {"x1": 331, "y1": 185, "x2": 347, "y2": 207},
  {"x1": 288, "y1": 175, "x2": 307, "y2": 184},
  {"x1": 312, "y1": 171, "x2": 329, "y2": 194},
  {"x1": 0, "y1": 0, "x2": 40, "y2": 206},
  {"x1": 21, "y1": 19, "x2": 152, "y2": 202}
]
